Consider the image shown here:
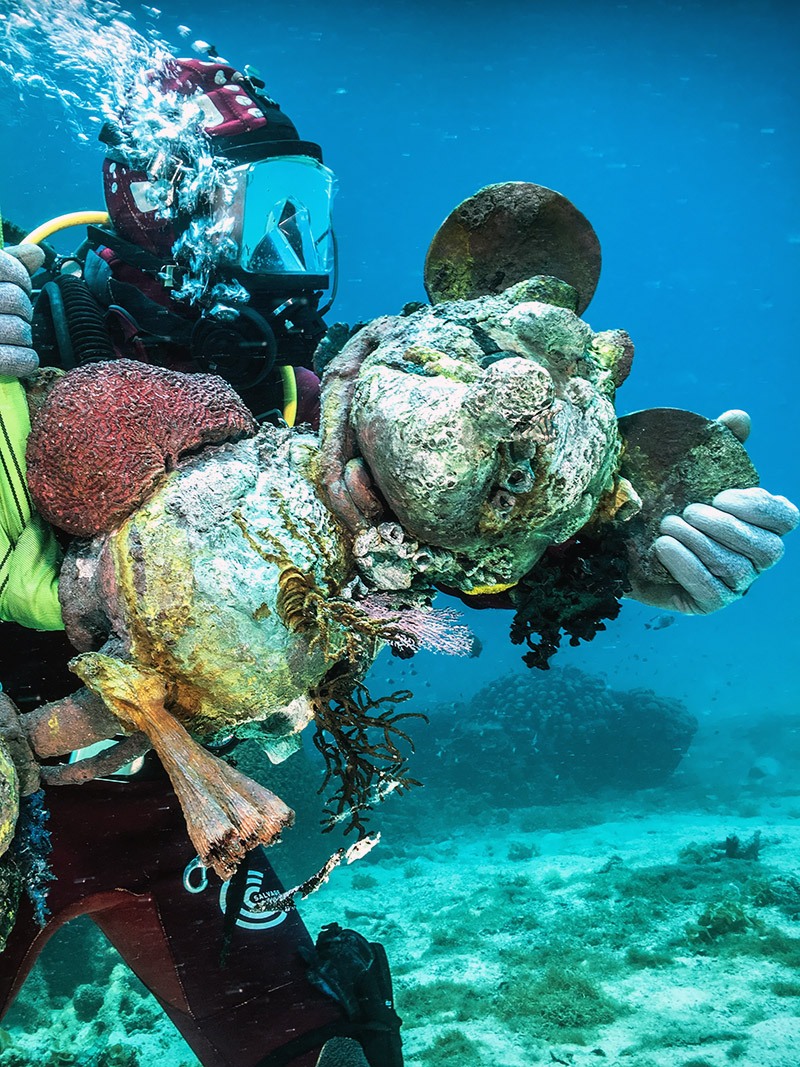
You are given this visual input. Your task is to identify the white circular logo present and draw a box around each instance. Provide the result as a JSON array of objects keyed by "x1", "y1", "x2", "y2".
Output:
[{"x1": 218, "y1": 868, "x2": 288, "y2": 930}]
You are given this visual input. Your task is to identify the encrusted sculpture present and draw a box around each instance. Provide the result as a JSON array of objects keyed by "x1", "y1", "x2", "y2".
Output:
[
  {"x1": 0, "y1": 182, "x2": 763, "y2": 898},
  {"x1": 319, "y1": 275, "x2": 634, "y2": 596}
]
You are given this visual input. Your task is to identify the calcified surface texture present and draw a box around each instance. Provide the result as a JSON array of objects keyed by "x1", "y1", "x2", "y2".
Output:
[
  {"x1": 0, "y1": 0, "x2": 797, "y2": 1064},
  {"x1": 61, "y1": 425, "x2": 352, "y2": 747},
  {"x1": 349, "y1": 277, "x2": 632, "y2": 593}
]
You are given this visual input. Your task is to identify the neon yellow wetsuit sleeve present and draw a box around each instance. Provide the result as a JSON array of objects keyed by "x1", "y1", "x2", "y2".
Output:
[{"x1": 0, "y1": 375, "x2": 64, "y2": 630}]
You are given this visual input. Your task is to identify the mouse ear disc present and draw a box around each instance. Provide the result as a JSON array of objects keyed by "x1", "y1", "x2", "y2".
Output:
[
  {"x1": 423, "y1": 181, "x2": 602, "y2": 314},
  {"x1": 616, "y1": 407, "x2": 759, "y2": 593}
]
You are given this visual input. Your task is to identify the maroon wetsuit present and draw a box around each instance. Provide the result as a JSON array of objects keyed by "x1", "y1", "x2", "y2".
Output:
[{"x1": 0, "y1": 772, "x2": 344, "y2": 1067}]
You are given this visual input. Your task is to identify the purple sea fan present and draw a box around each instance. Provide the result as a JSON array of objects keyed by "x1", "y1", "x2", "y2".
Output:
[{"x1": 358, "y1": 594, "x2": 474, "y2": 657}]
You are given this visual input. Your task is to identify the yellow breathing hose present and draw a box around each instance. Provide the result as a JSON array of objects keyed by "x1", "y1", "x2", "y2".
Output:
[
  {"x1": 23, "y1": 210, "x2": 110, "y2": 246},
  {"x1": 280, "y1": 366, "x2": 298, "y2": 427}
]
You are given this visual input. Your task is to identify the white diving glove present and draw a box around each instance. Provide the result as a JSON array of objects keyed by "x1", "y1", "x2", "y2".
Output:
[
  {"x1": 0, "y1": 243, "x2": 45, "y2": 378},
  {"x1": 652, "y1": 411, "x2": 799, "y2": 614},
  {"x1": 0, "y1": 241, "x2": 64, "y2": 631}
]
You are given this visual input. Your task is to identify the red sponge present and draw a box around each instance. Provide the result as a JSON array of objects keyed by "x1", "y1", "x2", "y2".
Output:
[{"x1": 27, "y1": 360, "x2": 257, "y2": 536}]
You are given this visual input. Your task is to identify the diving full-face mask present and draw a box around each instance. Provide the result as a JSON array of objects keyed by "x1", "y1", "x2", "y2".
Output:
[
  {"x1": 93, "y1": 57, "x2": 337, "y2": 394},
  {"x1": 220, "y1": 152, "x2": 337, "y2": 291}
]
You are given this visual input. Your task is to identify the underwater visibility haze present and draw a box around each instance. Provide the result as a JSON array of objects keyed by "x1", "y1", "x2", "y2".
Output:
[{"x1": 0, "y1": 1, "x2": 798, "y2": 1065}]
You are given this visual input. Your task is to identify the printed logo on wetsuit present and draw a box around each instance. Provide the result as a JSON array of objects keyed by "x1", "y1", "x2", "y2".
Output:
[{"x1": 218, "y1": 868, "x2": 288, "y2": 930}]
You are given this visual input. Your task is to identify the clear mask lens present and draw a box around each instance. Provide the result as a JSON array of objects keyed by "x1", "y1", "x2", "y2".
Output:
[{"x1": 226, "y1": 156, "x2": 337, "y2": 279}]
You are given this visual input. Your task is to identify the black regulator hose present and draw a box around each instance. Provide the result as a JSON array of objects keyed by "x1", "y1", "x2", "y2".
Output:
[{"x1": 32, "y1": 275, "x2": 115, "y2": 369}]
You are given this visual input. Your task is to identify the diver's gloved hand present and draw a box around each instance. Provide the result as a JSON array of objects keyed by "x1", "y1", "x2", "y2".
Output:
[
  {"x1": 0, "y1": 243, "x2": 45, "y2": 378},
  {"x1": 650, "y1": 411, "x2": 798, "y2": 614}
]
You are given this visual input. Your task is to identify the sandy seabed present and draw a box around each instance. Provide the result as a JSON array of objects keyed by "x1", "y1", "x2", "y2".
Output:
[{"x1": 303, "y1": 792, "x2": 800, "y2": 1067}]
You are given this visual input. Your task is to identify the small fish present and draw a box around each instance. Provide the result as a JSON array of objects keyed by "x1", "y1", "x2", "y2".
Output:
[
  {"x1": 645, "y1": 614, "x2": 676, "y2": 631},
  {"x1": 346, "y1": 833, "x2": 381, "y2": 864}
]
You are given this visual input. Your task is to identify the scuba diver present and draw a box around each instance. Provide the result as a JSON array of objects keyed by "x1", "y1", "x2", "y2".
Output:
[
  {"x1": 0, "y1": 56, "x2": 402, "y2": 1067},
  {"x1": 0, "y1": 53, "x2": 797, "y2": 1067}
]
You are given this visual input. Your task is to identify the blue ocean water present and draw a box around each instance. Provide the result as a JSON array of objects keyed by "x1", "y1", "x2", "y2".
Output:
[{"x1": 0, "y1": 2, "x2": 799, "y2": 1064}]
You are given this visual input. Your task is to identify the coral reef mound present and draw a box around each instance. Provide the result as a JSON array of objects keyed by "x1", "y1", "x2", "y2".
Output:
[{"x1": 422, "y1": 666, "x2": 697, "y2": 803}]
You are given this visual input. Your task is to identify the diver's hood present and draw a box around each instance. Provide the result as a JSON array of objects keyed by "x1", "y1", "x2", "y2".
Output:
[{"x1": 99, "y1": 57, "x2": 337, "y2": 296}]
